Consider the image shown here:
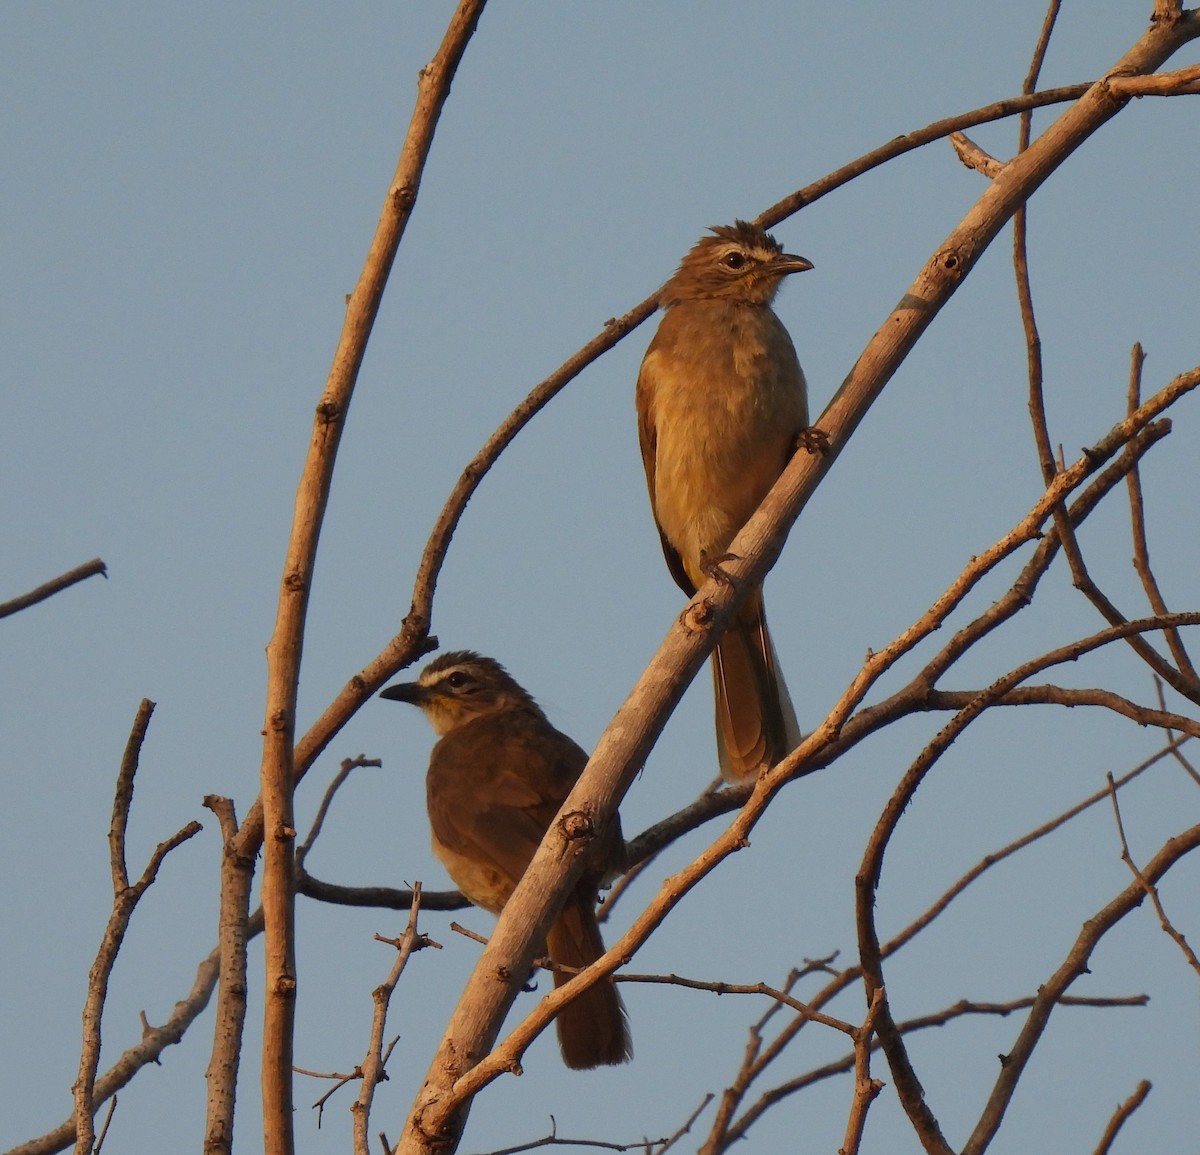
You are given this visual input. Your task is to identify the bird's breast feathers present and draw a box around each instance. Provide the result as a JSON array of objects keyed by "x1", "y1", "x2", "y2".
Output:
[{"x1": 639, "y1": 303, "x2": 808, "y2": 567}]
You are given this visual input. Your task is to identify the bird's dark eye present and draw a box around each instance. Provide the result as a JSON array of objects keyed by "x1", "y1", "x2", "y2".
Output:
[
  {"x1": 722, "y1": 251, "x2": 747, "y2": 270},
  {"x1": 445, "y1": 671, "x2": 472, "y2": 689}
]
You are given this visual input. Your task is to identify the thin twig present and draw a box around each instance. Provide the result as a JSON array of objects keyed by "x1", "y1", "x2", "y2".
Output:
[
  {"x1": 203, "y1": 795, "x2": 252, "y2": 1155},
  {"x1": 698, "y1": 968, "x2": 807, "y2": 1155},
  {"x1": 0, "y1": 559, "x2": 107, "y2": 619},
  {"x1": 615, "y1": 972, "x2": 856, "y2": 1036},
  {"x1": 1106, "y1": 774, "x2": 1200, "y2": 976},
  {"x1": 856, "y1": 611, "x2": 1200, "y2": 1155},
  {"x1": 962, "y1": 827, "x2": 1200, "y2": 1155},
  {"x1": 1093, "y1": 1079, "x2": 1152, "y2": 1155},
  {"x1": 1155, "y1": 680, "x2": 1200, "y2": 786},
  {"x1": 721, "y1": 994, "x2": 1145, "y2": 1150},
  {"x1": 302, "y1": 1066, "x2": 364, "y2": 1128},
  {"x1": 354, "y1": 885, "x2": 427, "y2": 1155},
  {"x1": 1124, "y1": 345, "x2": 1200, "y2": 684},
  {"x1": 650, "y1": 1094, "x2": 715, "y2": 1155},
  {"x1": 297, "y1": 870, "x2": 467, "y2": 912},
  {"x1": 297, "y1": 756, "x2": 383, "y2": 867},
  {"x1": 840, "y1": 988, "x2": 885, "y2": 1155},
  {"x1": 462, "y1": 1120, "x2": 673, "y2": 1155},
  {"x1": 924, "y1": 684, "x2": 1200, "y2": 738},
  {"x1": 91, "y1": 1098, "x2": 116, "y2": 1155},
  {"x1": 1015, "y1": 0, "x2": 1061, "y2": 488},
  {"x1": 74, "y1": 701, "x2": 201, "y2": 1155},
  {"x1": 882, "y1": 737, "x2": 1186, "y2": 959}
]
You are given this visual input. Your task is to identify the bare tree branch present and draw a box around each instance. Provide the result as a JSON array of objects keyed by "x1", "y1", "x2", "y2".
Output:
[
  {"x1": 1107, "y1": 61, "x2": 1200, "y2": 95},
  {"x1": 962, "y1": 827, "x2": 1200, "y2": 1155},
  {"x1": 614, "y1": 972, "x2": 857, "y2": 1037},
  {"x1": 203, "y1": 796, "x2": 253, "y2": 1155},
  {"x1": 1093, "y1": 1079, "x2": 1152, "y2": 1155},
  {"x1": 296, "y1": 756, "x2": 382, "y2": 868},
  {"x1": 72, "y1": 700, "x2": 202, "y2": 1155},
  {"x1": 0, "y1": 559, "x2": 107, "y2": 619},
  {"x1": 1124, "y1": 346, "x2": 1200, "y2": 685},
  {"x1": 712, "y1": 993, "x2": 1146, "y2": 1152},
  {"x1": 248, "y1": 6, "x2": 490, "y2": 1153},
  {"x1": 354, "y1": 885, "x2": 428, "y2": 1155},
  {"x1": 857, "y1": 616, "x2": 1199, "y2": 1151},
  {"x1": 840, "y1": 988, "x2": 885, "y2": 1155},
  {"x1": 1152, "y1": 0, "x2": 1183, "y2": 27},
  {"x1": 1015, "y1": 0, "x2": 1063, "y2": 489},
  {"x1": 1107, "y1": 775, "x2": 1200, "y2": 977}
]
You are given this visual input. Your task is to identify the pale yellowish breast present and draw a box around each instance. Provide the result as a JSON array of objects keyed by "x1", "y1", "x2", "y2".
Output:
[
  {"x1": 432, "y1": 839, "x2": 514, "y2": 914},
  {"x1": 641, "y1": 300, "x2": 808, "y2": 577}
]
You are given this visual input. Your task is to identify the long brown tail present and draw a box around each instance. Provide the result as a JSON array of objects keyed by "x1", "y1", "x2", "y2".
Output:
[
  {"x1": 545, "y1": 892, "x2": 632, "y2": 1069},
  {"x1": 712, "y1": 588, "x2": 801, "y2": 783}
]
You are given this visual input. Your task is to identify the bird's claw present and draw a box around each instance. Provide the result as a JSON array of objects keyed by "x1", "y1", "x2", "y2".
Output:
[
  {"x1": 794, "y1": 426, "x2": 831, "y2": 456},
  {"x1": 700, "y1": 550, "x2": 740, "y2": 587}
]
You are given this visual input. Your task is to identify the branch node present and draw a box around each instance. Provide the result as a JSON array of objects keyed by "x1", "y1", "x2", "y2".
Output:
[
  {"x1": 950, "y1": 131, "x2": 1006, "y2": 177},
  {"x1": 681, "y1": 597, "x2": 716, "y2": 634},
  {"x1": 559, "y1": 809, "x2": 596, "y2": 843}
]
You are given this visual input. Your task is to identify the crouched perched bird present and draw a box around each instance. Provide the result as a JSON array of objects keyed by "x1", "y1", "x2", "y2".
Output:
[
  {"x1": 379, "y1": 651, "x2": 632, "y2": 1070},
  {"x1": 636, "y1": 220, "x2": 814, "y2": 784}
]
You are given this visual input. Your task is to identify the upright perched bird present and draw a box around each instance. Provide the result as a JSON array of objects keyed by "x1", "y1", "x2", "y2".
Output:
[
  {"x1": 636, "y1": 220, "x2": 813, "y2": 783},
  {"x1": 379, "y1": 651, "x2": 632, "y2": 1070}
]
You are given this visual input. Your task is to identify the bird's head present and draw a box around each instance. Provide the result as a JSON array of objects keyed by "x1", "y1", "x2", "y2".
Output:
[
  {"x1": 660, "y1": 220, "x2": 813, "y2": 307},
  {"x1": 379, "y1": 650, "x2": 538, "y2": 735}
]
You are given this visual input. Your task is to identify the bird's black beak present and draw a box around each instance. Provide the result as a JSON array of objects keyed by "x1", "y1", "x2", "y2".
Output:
[
  {"x1": 775, "y1": 252, "x2": 814, "y2": 276},
  {"x1": 379, "y1": 681, "x2": 424, "y2": 704}
]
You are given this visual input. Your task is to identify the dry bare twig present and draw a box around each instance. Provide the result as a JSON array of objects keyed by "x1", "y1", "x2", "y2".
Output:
[
  {"x1": 202, "y1": 796, "x2": 253, "y2": 1155},
  {"x1": 91, "y1": 1098, "x2": 116, "y2": 1155},
  {"x1": 296, "y1": 756, "x2": 384, "y2": 869},
  {"x1": 0, "y1": 559, "x2": 107, "y2": 619},
  {"x1": 1093, "y1": 1079, "x2": 1152, "y2": 1155},
  {"x1": 703, "y1": 994, "x2": 1146, "y2": 1154},
  {"x1": 354, "y1": 885, "x2": 429, "y2": 1155},
  {"x1": 857, "y1": 616, "x2": 1200, "y2": 1151},
  {"x1": 72, "y1": 700, "x2": 202, "y2": 1155},
  {"x1": 649, "y1": 1094, "x2": 716, "y2": 1155},
  {"x1": 459, "y1": 1117, "x2": 676, "y2": 1155},
  {"x1": 613, "y1": 972, "x2": 857, "y2": 1037},
  {"x1": 1124, "y1": 346, "x2": 1200, "y2": 685},
  {"x1": 962, "y1": 827, "x2": 1200, "y2": 1155},
  {"x1": 1106, "y1": 774, "x2": 1200, "y2": 977},
  {"x1": 247, "y1": 6, "x2": 489, "y2": 1153},
  {"x1": 839, "y1": 987, "x2": 885, "y2": 1155},
  {"x1": 690, "y1": 749, "x2": 1176, "y2": 1154}
]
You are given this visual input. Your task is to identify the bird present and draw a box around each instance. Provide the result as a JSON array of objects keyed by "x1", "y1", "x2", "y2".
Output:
[
  {"x1": 379, "y1": 650, "x2": 632, "y2": 1070},
  {"x1": 636, "y1": 220, "x2": 814, "y2": 783}
]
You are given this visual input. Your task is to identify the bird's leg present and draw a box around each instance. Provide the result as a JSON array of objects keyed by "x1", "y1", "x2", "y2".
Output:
[{"x1": 699, "y1": 549, "x2": 741, "y2": 588}]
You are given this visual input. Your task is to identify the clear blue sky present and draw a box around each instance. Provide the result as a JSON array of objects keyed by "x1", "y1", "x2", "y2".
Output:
[{"x1": 4, "y1": 4, "x2": 1199, "y2": 1152}]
